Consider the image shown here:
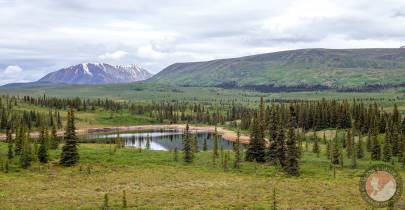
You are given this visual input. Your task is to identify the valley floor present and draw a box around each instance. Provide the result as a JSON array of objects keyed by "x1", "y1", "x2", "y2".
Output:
[{"x1": 0, "y1": 143, "x2": 404, "y2": 209}]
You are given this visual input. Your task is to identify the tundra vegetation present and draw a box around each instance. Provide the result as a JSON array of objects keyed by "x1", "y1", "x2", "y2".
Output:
[{"x1": 0, "y1": 94, "x2": 404, "y2": 209}]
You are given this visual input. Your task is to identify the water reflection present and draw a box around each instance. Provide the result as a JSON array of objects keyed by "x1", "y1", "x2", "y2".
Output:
[{"x1": 84, "y1": 130, "x2": 233, "y2": 151}]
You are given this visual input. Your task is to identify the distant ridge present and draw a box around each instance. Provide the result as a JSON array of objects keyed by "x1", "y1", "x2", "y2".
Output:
[{"x1": 148, "y1": 48, "x2": 405, "y2": 91}]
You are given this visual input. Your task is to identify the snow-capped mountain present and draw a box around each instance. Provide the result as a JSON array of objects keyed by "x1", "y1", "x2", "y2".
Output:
[{"x1": 37, "y1": 63, "x2": 153, "y2": 85}]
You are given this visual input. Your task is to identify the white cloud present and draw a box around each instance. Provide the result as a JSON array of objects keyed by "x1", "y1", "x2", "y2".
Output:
[
  {"x1": 98, "y1": 50, "x2": 128, "y2": 60},
  {"x1": 136, "y1": 44, "x2": 166, "y2": 60},
  {"x1": 3, "y1": 65, "x2": 23, "y2": 78},
  {"x1": 1, "y1": 0, "x2": 405, "y2": 81}
]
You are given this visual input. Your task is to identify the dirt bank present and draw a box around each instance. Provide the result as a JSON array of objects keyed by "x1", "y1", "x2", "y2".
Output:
[{"x1": 0, "y1": 124, "x2": 251, "y2": 144}]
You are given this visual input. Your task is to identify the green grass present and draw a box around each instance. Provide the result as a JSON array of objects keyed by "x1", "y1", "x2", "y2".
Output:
[{"x1": 0, "y1": 142, "x2": 404, "y2": 209}]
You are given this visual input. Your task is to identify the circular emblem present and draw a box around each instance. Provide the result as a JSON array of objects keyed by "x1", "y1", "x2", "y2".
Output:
[{"x1": 359, "y1": 164, "x2": 403, "y2": 208}]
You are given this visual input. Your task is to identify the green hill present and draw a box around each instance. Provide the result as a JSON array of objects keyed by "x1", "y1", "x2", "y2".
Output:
[{"x1": 148, "y1": 48, "x2": 405, "y2": 90}]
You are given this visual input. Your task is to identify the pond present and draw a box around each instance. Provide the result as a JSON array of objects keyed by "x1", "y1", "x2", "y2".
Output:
[{"x1": 81, "y1": 129, "x2": 234, "y2": 151}]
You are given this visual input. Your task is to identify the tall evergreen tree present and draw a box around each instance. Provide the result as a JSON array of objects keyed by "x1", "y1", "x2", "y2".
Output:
[
  {"x1": 371, "y1": 117, "x2": 381, "y2": 161},
  {"x1": 356, "y1": 133, "x2": 364, "y2": 159},
  {"x1": 14, "y1": 126, "x2": 24, "y2": 155},
  {"x1": 245, "y1": 114, "x2": 266, "y2": 162},
  {"x1": 383, "y1": 124, "x2": 392, "y2": 162},
  {"x1": 213, "y1": 126, "x2": 219, "y2": 159},
  {"x1": 203, "y1": 136, "x2": 208, "y2": 151},
  {"x1": 6, "y1": 128, "x2": 13, "y2": 159},
  {"x1": 346, "y1": 128, "x2": 353, "y2": 158},
  {"x1": 312, "y1": 131, "x2": 320, "y2": 157},
  {"x1": 19, "y1": 133, "x2": 32, "y2": 169},
  {"x1": 59, "y1": 108, "x2": 79, "y2": 166},
  {"x1": 285, "y1": 106, "x2": 300, "y2": 176},
  {"x1": 50, "y1": 124, "x2": 59, "y2": 150},
  {"x1": 37, "y1": 126, "x2": 49, "y2": 163},
  {"x1": 331, "y1": 130, "x2": 341, "y2": 165},
  {"x1": 183, "y1": 124, "x2": 194, "y2": 163},
  {"x1": 234, "y1": 129, "x2": 241, "y2": 169}
]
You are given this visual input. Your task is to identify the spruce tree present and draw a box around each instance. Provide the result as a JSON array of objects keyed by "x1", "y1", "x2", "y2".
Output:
[
  {"x1": 122, "y1": 190, "x2": 127, "y2": 208},
  {"x1": 383, "y1": 125, "x2": 392, "y2": 162},
  {"x1": 173, "y1": 147, "x2": 178, "y2": 161},
  {"x1": 183, "y1": 124, "x2": 194, "y2": 163},
  {"x1": 312, "y1": 131, "x2": 320, "y2": 157},
  {"x1": 347, "y1": 129, "x2": 353, "y2": 159},
  {"x1": 234, "y1": 129, "x2": 241, "y2": 169},
  {"x1": 14, "y1": 126, "x2": 24, "y2": 155},
  {"x1": 285, "y1": 106, "x2": 300, "y2": 176},
  {"x1": 203, "y1": 136, "x2": 208, "y2": 151},
  {"x1": 245, "y1": 114, "x2": 266, "y2": 162},
  {"x1": 351, "y1": 142, "x2": 357, "y2": 169},
  {"x1": 19, "y1": 134, "x2": 32, "y2": 169},
  {"x1": 356, "y1": 133, "x2": 364, "y2": 159},
  {"x1": 213, "y1": 126, "x2": 219, "y2": 159},
  {"x1": 60, "y1": 107, "x2": 79, "y2": 166},
  {"x1": 37, "y1": 126, "x2": 49, "y2": 163},
  {"x1": 6, "y1": 128, "x2": 13, "y2": 159},
  {"x1": 50, "y1": 124, "x2": 59, "y2": 150},
  {"x1": 331, "y1": 131, "x2": 341, "y2": 165},
  {"x1": 371, "y1": 117, "x2": 381, "y2": 161},
  {"x1": 371, "y1": 134, "x2": 381, "y2": 161}
]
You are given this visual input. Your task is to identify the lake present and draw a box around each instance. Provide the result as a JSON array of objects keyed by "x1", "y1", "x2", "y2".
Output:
[{"x1": 81, "y1": 129, "x2": 234, "y2": 151}]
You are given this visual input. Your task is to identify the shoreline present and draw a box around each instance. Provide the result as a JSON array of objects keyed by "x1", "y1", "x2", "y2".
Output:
[{"x1": 0, "y1": 124, "x2": 251, "y2": 144}]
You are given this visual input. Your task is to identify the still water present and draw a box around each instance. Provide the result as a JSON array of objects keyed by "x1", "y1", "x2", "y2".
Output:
[{"x1": 82, "y1": 129, "x2": 234, "y2": 151}]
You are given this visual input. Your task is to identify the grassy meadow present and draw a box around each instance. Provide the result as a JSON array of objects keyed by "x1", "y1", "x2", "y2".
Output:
[{"x1": 0, "y1": 141, "x2": 404, "y2": 209}]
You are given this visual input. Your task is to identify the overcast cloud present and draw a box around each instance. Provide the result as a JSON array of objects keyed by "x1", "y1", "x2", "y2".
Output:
[{"x1": 0, "y1": 0, "x2": 405, "y2": 85}]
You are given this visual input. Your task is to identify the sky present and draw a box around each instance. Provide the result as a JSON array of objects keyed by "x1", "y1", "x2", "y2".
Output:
[{"x1": 1, "y1": 0, "x2": 405, "y2": 85}]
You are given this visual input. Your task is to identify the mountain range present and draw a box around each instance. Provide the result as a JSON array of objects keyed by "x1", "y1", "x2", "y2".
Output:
[
  {"x1": 149, "y1": 48, "x2": 405, "y2": 91},
  {"x1": 2, "y1": 48, "x2": 405, "y2": 91}
]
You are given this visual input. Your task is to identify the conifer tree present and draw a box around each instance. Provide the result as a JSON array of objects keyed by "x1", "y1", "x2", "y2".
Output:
[
  {"x1": 102, "y1": 193, "x2": 109, "y2": 210},
  {"x1": 346, "y1": 128, "x2": 353, "y2": 158},
  {"x1": 50, "y1": 124, "x2": 59, "y2": 150},
  {"x1": 192, "y1": 135, "x2": 199, "y2": 153},
  {"x1": 19, "y1": 134, "x2": 32, "y2": 169},
  {"x1": 285, "y1": 106, "x2": 300, "y2": 176},
  {"x1": 326, "y1": 140, "x2": 331, "y2": 159},
  {"x1": 213, "y1": 126, "x2": 219, "y2": 159},
  {"x1": 366, "y1": 131, "x2": 372, "y2": 152},
  {"x1": 245, "y1": 114, "x2": 266, "y2": 162},
  {"x1": 14, "y1": 126, "x2": 24, "y2": 155},
  {"x1": 268, "y1": 106, "x2": 279, "y2": 164},
  {"x1": 145, "y1": 134, "x2": 151, "y2": 150},
  {"x1": 60, "y1": 107, "x2": 79, "y2": 166},
  {"x1": 122, "y1": 190, "x2": 127, "y2": 208},
  {"x1": 371, "y1": 117, "x2": 381, "y2": 161},
  {"x1": 331, "y1": 131, "x2": 341, "y2": 165},
  {"x1": 173, "y1": 147, "x2": 178, "y2": 161},
  {"x1": 383, "y1": 125, "x2": 392, "y2": 162},
  {"x1": 371, "y1": 134, "x2": 381, "y2": 161},
  {"x1": 37, "y1": 126, "x2": 49, "y2": 163},
  {"x1": 312, "y1": 131, "x2": 320, "y2": 157},
  {"x1": 183, "y1": 124, "x2": 194, "y2": 163},
  {"x1": 356, "y1": 133, "x2": 364, "y2": 159},
  {"x1": 203, "y1": 136, "x2": 208, "y2": 151},
  {"x1": 6, "y1": 128, "x2": 13, "y2": 159},
  {"x1": 271, "y1": 187, "x2": 277, "y2": 210},
  {"x1": 351, "y1": 142, "x2": 357, "y2": 169},
  {"x1": 234, "y1": 129, "x2": 241, "y2": 169}
]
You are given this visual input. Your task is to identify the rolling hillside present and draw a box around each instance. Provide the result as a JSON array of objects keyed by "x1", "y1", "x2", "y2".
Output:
[{"x1": 148, "y1": 48, "x2": 405, "y2": 91}]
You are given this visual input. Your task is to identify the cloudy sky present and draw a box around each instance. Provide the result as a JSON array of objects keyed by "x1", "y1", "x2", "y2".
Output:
[{"x1": 1, "y1": 0, "x2": 405, "y2": 85}]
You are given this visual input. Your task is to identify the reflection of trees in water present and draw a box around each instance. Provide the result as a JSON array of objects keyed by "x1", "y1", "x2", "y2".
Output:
[
  {"x1": 83, "y1": 131, "x2": 233, "y2": 150},
  {"x1": 121, "y1": 132, "x2": 232, "y2": 150}
]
